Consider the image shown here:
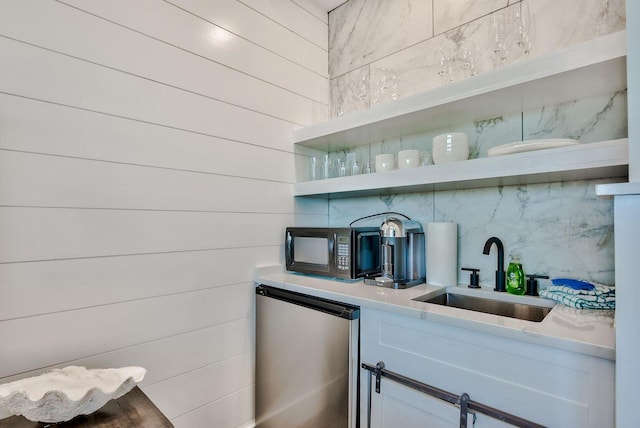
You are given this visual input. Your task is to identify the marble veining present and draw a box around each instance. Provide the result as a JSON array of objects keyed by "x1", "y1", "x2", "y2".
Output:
[
  {"x1": 433, "y1": 0, "x2": 508, "y2": 35},
  {"x1": 325, "y1": 90, "x2": 624, "y2": 287},
  {"x1": 329, "y1": 0, "x2": 626, "y2": 116},
  {"x1": 523, "y1": 91, "x2": 628, "y2": 143},
  {"x1": 329, "y1": 0, "x2": 433, "y2": 78},
  {"x1": 526, "y1": 0, "x2": 625, "y2": 58},
  {"x1": 330, "y1": 178, "x2": 616, "y2": 287},
  {"x1": 332, "y1": 89, "x2": 625, "y2": 162},
  {"x1": 323, "y1": 0, "x2": 625, "y2": 309},
  {"x1": 330, "y1": 65, "x2": 370, "y2": 117}
]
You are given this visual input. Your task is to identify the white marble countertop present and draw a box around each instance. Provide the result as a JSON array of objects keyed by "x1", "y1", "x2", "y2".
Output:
[{"x1": 255, "y1": 266, "x2": 615, "y2": 361}]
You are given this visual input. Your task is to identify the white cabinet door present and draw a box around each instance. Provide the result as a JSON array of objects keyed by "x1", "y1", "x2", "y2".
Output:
[
  {"x1": 362, "y1": 366, "x2": 519, "y2": 428},
  {"x1": 366, "y1": 379, "x2": 468, "y2": 428},
  {"x1": 359, "y1": 307, "x2": 614, "y2": 428}
]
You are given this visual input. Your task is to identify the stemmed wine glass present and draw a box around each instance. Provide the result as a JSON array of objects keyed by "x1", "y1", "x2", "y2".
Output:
[
  {"x1": 514, "y1": 2, "x2": 536, "y2": 56},
  {"x1": 489, "y1": 12, "x2": 510, "y2": 65}
]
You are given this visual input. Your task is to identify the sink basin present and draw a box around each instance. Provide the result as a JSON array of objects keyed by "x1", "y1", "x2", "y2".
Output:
[{"x1": 413, "y1": 290, "x2": 553, "y2": 322}]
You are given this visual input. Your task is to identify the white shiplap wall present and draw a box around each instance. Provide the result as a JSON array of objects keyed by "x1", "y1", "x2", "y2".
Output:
[{"x1": 0, "y1": 0, "x2": 328, "y2": 426}]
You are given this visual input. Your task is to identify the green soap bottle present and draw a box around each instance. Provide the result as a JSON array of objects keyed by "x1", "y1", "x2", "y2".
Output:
[{"x1": 506, "y1": 253, "x2": 525, "y2": 295}]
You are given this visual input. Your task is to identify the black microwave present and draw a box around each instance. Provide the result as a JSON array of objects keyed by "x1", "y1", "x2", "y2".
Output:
[{"x1": 285, "y1": 227, "x2": 381, "y2": 279}]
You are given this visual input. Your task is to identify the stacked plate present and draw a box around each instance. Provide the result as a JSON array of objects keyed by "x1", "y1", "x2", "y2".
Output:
[{"x1": 487, "y1": 138, "x2": 580, "y2": 157}]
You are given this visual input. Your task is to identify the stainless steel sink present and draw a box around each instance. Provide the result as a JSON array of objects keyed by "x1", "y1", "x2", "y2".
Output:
[{"x1": 413, "y1": 291, "x2": 553, "y2": 322}]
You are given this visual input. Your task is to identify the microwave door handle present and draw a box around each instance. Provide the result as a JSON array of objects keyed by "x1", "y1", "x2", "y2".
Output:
[
  {"x1": 328, "y1": 233, "x2": 336, "y2": 270},
  {"x1": 285, "y1": 231, "x2": 293, "y2": 266}
]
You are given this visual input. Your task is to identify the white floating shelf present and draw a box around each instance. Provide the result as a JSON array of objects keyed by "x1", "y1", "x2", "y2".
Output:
[
  {"x1": 596, "y1": 181, "x2": 640, "y2": 197},
  {"x1": 294, "y1": 139, "x2": 629, "y2": 198},
  {"x1": 294, "y1": 31, "x2": 627, "y2": 152}
]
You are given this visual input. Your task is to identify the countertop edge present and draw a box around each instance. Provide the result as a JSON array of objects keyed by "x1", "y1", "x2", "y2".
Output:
[{"x1": 255, "y1": 268, "x2": 615, "y2": 361}]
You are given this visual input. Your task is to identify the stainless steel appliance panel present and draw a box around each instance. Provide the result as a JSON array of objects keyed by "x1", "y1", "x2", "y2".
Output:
[{"x1": 255, "y1": 286, "x2": 359, "y2": 428}]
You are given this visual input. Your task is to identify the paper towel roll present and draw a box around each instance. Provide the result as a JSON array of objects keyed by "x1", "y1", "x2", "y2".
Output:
[{"x1": 426, "y1": 223, "x2": 458, "y2": 286}]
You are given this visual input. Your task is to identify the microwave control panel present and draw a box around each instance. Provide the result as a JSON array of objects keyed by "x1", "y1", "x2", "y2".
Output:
[{"x1": 337, "y1": 236, "x2": 350, "y2": 271}]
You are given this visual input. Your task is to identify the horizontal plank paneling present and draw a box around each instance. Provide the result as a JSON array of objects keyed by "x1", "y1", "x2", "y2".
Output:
[
  {"x1": 0, "y1": 208, "x2": 290, "y2": 262},
  {"x1": 0, "y1": 317, "x2": 254, "y2": 386},
  {"x1": 0, "y1": 94, "x2": 297, "y2": 182},
  {"x1": 171, "y1": 385, "x2": 254, "y2": 428},
  {"x1": 0, "y1": 150, "x2": 296, "y2": 212},
  {"x1": 168, "y1": 0, "x2": 327, "y2": 73},
  {"x1": 59, "y1": 0, "x2": 329, "y2": 104},
  {"x1": 292, "y1": 0, "x2": 330, "y2": 24},
  {"x1": 0, "y1": 36, "x2": 295, "y2": 151},
  {"x1": 0, "y1": 282, "x2": 255, "y2": 377},
  {"x1": 0, "y1": 247, "x2": 278, "y2": 320},
  {"x1": 240, "y1": 0, "x2": 329, "y2": 49},
  {"x1": 144, "y1": 351, "x2": 254, "y2": 419},
  {"x1": 0, "y1": 0, "x2": 328, "y2": 424},
  {"x1": 0, "y1": 0, "x2": 325, "y2": 126}
]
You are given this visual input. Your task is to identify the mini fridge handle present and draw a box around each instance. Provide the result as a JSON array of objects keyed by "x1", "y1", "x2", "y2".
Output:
[{"x1": 256, "y1": 285, "x2": 359, "y2": 320}]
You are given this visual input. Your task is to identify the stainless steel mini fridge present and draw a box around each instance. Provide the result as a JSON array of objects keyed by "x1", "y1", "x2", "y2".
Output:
[{"x1": 255, "y1": 285, "x2": 360, "y2": 428}]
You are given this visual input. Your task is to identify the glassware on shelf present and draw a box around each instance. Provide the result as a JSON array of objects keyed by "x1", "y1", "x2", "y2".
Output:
[
  {"x1": 309, "y1": 155, "x2": 321, "y2": 181},
  {"x1": 356, "y1": 74, "x2": 369, "y2": 103},
  {"x1": 308, "y1": 148, "x2": 378, "y2": 182},
  {"x1": 490, "y1": 11, "x2": 510, "y2": 66},
  {"x1": 433, "y1": 41, "x2": 477, "y2": 83},
  {"x1": 434, "y1": 47, "x2": 452, "y2": 83},
  {"x1": 488, "y1": 4, "x2": 536, "y2": 66},
  {"x1": 371, "y1": 67, "x2": 399, "y2": 107},
  {"x1": 338, "y1": 158, "x2": 348, "y2": 177},
  {"x1": 346, "y1": 152, "x2": 361, "y2": 176},
  {"x1": 458, "y1": 40, "x2": 477, "y2": 78},
  {"x1": 322, "y1": 154, "x2": 331, "y2": 179},
  {"x1": 514, "y1": 2, "x2": 535, "y2": 56}
]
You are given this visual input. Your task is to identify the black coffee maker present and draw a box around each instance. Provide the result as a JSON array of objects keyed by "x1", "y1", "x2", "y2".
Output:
[{"x1": 365, "y1": 217, "x2": 425, "y2": 289}]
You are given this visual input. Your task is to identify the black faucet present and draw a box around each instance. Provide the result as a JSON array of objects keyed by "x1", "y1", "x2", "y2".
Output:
[{"x1": 483, "y1": 237, "x2": 506, "y2": 292}]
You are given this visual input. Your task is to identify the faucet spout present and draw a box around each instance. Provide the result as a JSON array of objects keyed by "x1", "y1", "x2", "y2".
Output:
[{"x1": 483, "y1": 237, "x2": 506, "y2": 292}]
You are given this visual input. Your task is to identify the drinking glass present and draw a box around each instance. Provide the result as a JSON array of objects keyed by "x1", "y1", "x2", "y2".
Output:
[
  {"x1": 356, "y1": 75, "x2": 369, "y2": 102},
  {"x1": 309, "y1": 156, "x2": 321, "y2": 181},
  {"x1": 489, "y1": 12, "x2": 509, "y2": 65},
  {"x1": 433, "y1": 47, "x2": 452, "y2": 83},
  {"x1": 515, "y1": 3, "x2": 535, "y2": 56}
]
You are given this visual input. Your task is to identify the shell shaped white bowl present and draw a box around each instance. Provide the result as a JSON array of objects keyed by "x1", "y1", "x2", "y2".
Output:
[{"x1": 0, "y1": 366, "x2": 146, "y2": 423}]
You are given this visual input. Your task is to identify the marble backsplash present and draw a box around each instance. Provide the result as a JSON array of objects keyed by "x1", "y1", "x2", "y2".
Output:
[
  {"x1": 324, "y1": 90, "x2": 625, "y2": 287},
  {"x1": 329, "y1": 0, "x2": 626, "y2": 117},
  {"x1": 321, "y1": 0, "x2": 627, "y2": 288},
  {"x1": 329, "y1": 177, "x2": 617, "y2": 287},
  {"x1": 329, "y1": 89, "x2": 627, "y2": 176}
]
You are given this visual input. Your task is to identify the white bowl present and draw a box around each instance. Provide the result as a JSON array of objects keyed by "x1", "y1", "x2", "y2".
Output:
[{"x1": 432, "y1": 132, "x2": 469, "y2": 164}]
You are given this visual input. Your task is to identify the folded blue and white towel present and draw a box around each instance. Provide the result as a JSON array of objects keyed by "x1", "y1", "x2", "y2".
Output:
[{"x1": 539, "y1": 278, "x2": 615, "y2": 310}]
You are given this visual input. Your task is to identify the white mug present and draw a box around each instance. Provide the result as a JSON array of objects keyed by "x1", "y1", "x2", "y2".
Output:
[
  {"x1": 398, "y1": 149, "x2": 431, "y2": 168},
  {"x1": 375, "y1": 153, "x2": 395, "y2": 172},
  {"x1": 432, "y1": 132, "x2": 469, "y2": 164}
]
